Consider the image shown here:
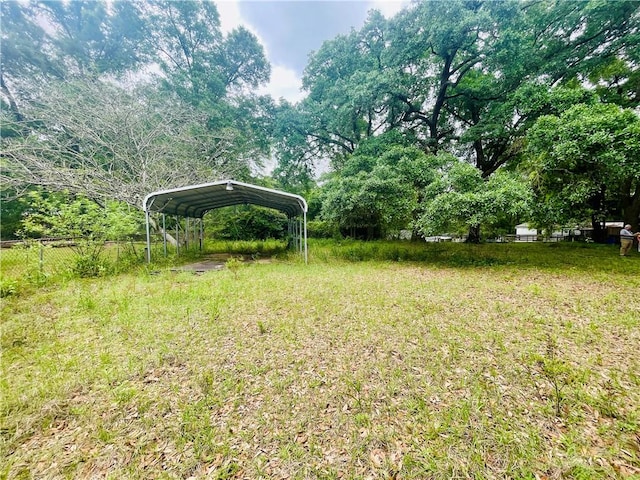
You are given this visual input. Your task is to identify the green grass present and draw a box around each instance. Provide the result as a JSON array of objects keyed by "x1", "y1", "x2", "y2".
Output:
[
  {"x1": 2, "y1": 241, "x2": 640, "y2": 479},
  {"x1": 0, "y1": 241, "x2": 145, "y2": 288}
]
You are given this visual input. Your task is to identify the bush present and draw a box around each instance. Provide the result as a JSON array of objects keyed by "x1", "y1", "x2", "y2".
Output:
[
  {"x1": 206, "y1": 206, "x2": 288, "y2": 241},
  {"x1": 206, "y1": 239, "x2": 289, "y2": 257},
  {"x1": 72, "y1": 253, "x2": 111, "y2": 278},
  {"x1": 0, "y1": 279, "x2": 19, "y2": 297},
  {"x1": 307, "y1": 220, "x2": 340, "y2": 239}
]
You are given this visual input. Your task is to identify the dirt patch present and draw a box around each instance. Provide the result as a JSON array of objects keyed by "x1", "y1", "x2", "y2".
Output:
[
  {"x1": 173, "y1": 253, "x2": 271, "y2": 273},
  {"x1": 174, "y1": 260, "x2": 226, "y2": 273}
]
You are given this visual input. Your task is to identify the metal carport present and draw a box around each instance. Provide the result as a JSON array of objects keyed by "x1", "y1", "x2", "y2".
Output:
[{"x1": 142, "y1": 180, "x2": 308, "y2": 263}]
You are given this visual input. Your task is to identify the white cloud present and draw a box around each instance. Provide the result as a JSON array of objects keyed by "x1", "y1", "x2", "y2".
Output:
[
  {"x1": 216, "y1": 0, "x2": 244, "y2": 34},
  {"x1": 258, "y1": 65, "x2": 305, "y2": 104},
  {"x1": 217, "y1": 0, "x2": 305, "y2": 103},
  {"x1": 369, "y1": 0, "x2": 409, "y2": 18}
]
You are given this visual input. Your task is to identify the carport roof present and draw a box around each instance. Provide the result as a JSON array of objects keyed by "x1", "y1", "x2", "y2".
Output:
[{"x1": 142, "y1": 180, "x2": 308, "y2": 218}]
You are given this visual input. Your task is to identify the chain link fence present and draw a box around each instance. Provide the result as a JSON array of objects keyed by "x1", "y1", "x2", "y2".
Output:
[
  {"x1": 1, "y1": 240, "x2": 71, "y2": 282},
  {"x1": 0, "y1": 238, "x2": 146, "y2": 294}
]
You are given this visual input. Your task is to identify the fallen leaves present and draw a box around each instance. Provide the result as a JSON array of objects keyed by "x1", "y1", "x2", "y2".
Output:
[{"x1": 3, "y1": 262, "x2": 639, "y2": 478}]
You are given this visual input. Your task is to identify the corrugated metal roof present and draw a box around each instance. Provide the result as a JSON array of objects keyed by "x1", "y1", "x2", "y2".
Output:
[{"x1": 143, "y1": 180, "x2": 307, "y2": 218}]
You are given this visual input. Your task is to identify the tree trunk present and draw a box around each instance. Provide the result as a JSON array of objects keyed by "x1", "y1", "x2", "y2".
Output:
[
  {"x1": 148, "y1": 216, "x2": 179, "y2": 247},
  {"x1": 624, "y1": 197, "x2": 640, "y2": 232},
  {"x1": 466, "y1": 225, "x2": 481, "y2": 243},
  {"x1": 590, "y1": 215, "x2": 607, "y2": 244},
  {"x1": 621, "y1": 182, "x2": 640, "y2": 231},
  {"x1": 589, "y1": 186, "x2": 608, "y2": 243}
]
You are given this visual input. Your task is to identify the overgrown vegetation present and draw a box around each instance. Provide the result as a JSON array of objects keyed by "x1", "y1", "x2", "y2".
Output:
[
  {"x1": 2, "y1": 242, "x2": 639, "y2": 478},
  {"x1": 204, "y1": 206, "x2": 288, "y2": 241},
  {"x1": 2, "y1": 1, "x2": 639, "y2": 244},
  {"x1": 14, "y1": 190, "x2": 143, "y2": 278}
]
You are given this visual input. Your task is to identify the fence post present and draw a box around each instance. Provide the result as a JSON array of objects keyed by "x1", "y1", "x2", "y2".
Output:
[{"x1": 39, "y1": 240, "x2": 44, "y2": 275}]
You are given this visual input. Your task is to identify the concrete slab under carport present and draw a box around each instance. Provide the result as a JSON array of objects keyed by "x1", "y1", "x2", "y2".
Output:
[{"x1": 171, "y1": 253, "x2": 272, "y2": 273}]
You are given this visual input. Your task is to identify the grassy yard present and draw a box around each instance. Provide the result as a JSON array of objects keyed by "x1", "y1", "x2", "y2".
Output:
[{"x1": 2, "y1": 241, "x2": 640, "y2": 479}]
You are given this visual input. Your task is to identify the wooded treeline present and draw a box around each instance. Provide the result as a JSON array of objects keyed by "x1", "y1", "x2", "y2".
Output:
[{"x1": 2, "y1": 0, "x2": 639, "y2": 242}]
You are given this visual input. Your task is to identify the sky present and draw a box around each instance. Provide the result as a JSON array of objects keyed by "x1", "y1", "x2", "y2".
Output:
[{"x1": 216, "y1": 0, "x2": 409, "y2": 103}]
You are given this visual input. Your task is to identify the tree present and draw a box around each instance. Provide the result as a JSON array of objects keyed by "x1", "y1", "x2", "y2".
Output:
[
  {"x1": 143, "y1": 0, "x2": 269, "y2": 105},
  {"x1": 37, "y1": 0, "x2": 148, "y2": 76},
  {"x1": 321, "y1": 170, "x2": 415, "y2": 240},
  {"x1": 526, "y1": 103, "x2": 640, "y2": 237},
  {"x1": 1, "y1": 80, "x2": 247, "y2": 208},
  {"x1": 320, "y1": 140, "x2": 445, "y2": 239},
  {"x1": 19, "y1": 189, "x2": 142, "y2": 276},
  {"x1": 271, "y1": 100, "x2": 332, "y2": 194},
  {"x1": 416, "y1": 162, "x2": 533, "y2": 240},
  {"x1": 293, "y1": 1, "x2": 521, "y2": 165},
  {"x1": 282, "y1": 0, "x2": 639, "y2": 241},
  {"x1": 141, "y1": 1, "x2": 274, "y2": 174},
  {"x1": 445, "y1": 0, "x2": 640, "y2": 180},
  {"x1": 0, "y1": 1, "x2": 55, "y2": 121},
  {"x1": 205, "y1": 206, "x2": 287, "y2": 241},
  {"x1": 0, "y1": 0, "x2": 147, "y2": 119}
]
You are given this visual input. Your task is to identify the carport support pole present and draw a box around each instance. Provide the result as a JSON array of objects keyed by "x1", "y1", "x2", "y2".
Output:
[
  {"x1": 162, "y1": 214, "x2": 167, "y2": 257},
  {"x1": 304, "y1": 210, "x2": 308, "y2": 264},
  {"x1": 199, "y1": 218, "x2": 203, "y2": 251},
  {"x1": 176, "y1": 216, "x2": 179, "y2": 256},
  {"x1": 294, "y1": 219, "x2": 298, "y2": 251},
  {"x1": 195, "y1": 219, "x2": 198, "y2": 250},
  {"x1": 185, "y1": 218, "x2": 189, "y2": 250},
  {"x1": 145, "y1": 209, "x2": 151, "y2": 263},
  {"x1": 299, "y1": 218, "x2": 303, "y2": 254}
]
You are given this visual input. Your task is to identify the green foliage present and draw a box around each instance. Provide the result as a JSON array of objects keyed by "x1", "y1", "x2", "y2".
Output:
[
  {"x1": 17, "y1": 190, "x2": 142, "y2": 277},
  {"x1": 321, "y1": 170, "x2": 415, "y2": 239},
  {"x1": 526, "y1": 103, "x2": 640, "y2": 231},
  {"x1": 70, "y1": 246, "x2": 111, "y2": 278},
  {"x1": 271, "y1": 101, "x2": 319, "y2": 193},
  {"x1": 4, "y1": 0, "x2": 640, "y2": 262},
  {"x1": 0, "y1": 0, "x2": 147, "y2": 89},
  {"x1": 205, "y1": 206, "x2": 287, "y2": 241},
  {"x1": 19, "y1": 190, "x2": 141, "y2": 241},
  {"x1": 146, "y1": 0, "x2": 269, "y2": 104},
  {"x1": 320, "y1": 144, "x2": 446, "y2": 239},
  {"x1": 224, "y1": 256, "x2": 244, "y2": 279},
  {"x1": 589, "y1": 57, "x2": 640, "y2": 108},
  {"x1": 306, "y1": 220, "x2": 340, "y2": 239},
  {"x1": 1, "y1": 0, "x2": 275, "y2": 208},
  {"x1": 0, "y1": 278, "x2": 19, "y2": 298},
  {"x1": 0, "y1": 194, "x2": 29, "y2": 240},
  {"x1": 205, "y1": 239, "x2": 288, "y2": 257},
  {"x1": 291, "y1": 0, "x2": 639, "y2": 174},
  {"x1": 309, "y1": 239, "x2": 631, "y2": 272},
  {"x1": 536, "y1": 335, "x2": 577, "y2": 417},
  {"x1": 416, "y1": 162, "x2": 533, "y2": 239},
  {"x1": 277, "y1": 0, "x2": 639, "y2": 241}
]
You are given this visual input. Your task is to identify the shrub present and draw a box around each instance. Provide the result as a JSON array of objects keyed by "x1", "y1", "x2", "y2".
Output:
[
  {"x1": 0, "y1": 279, "x2": 18, "y2": 297},
  {"x1": 307, "y1": 220, "x2": 340, "y2": 239},
  {"x1": 72, "y1": 251, "x2": 111, "y2": 278},
  {"x1": 205, "y1": 206, "x2": 288, "y2": 241}
]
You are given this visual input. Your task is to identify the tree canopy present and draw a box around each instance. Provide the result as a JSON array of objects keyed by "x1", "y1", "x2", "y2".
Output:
[
  {"x1": 526, "y1": 103, "x2": 640, "y2": 239},
  {"x1": 2, "y1": 0, "x2": 639, "y2": 240},
  {"x1": 1, "y1": 0, "x2": 272, "y2": 208}
]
